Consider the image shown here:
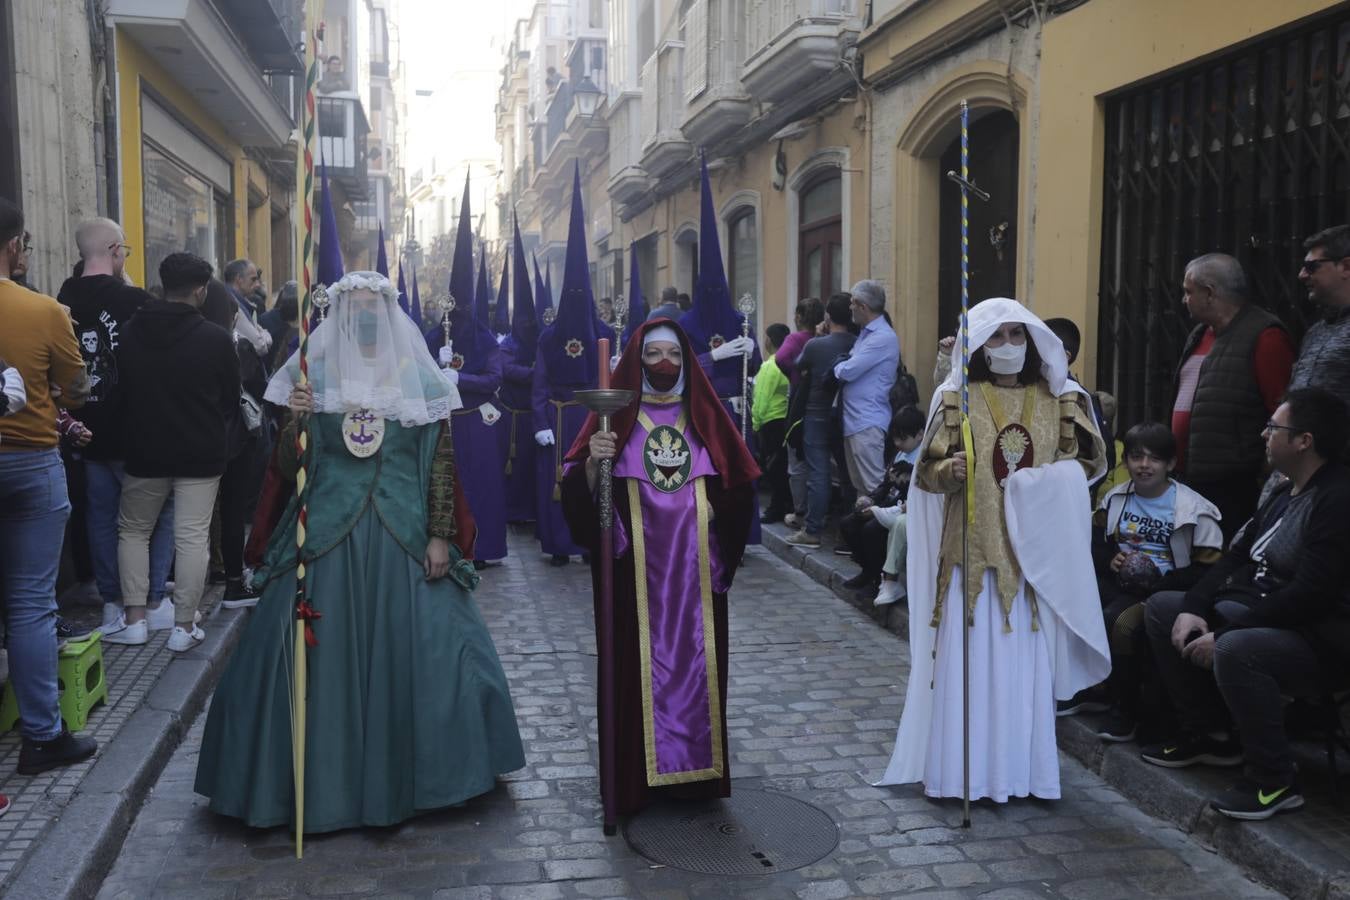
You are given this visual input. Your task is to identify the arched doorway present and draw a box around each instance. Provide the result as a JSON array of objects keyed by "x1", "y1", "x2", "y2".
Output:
[
  {"x1": 799, "y1": 172, "x2": 842, "y2": 300},
  {"x1": 936, "y1": 108, "x2": 1019, "y2": 337}
]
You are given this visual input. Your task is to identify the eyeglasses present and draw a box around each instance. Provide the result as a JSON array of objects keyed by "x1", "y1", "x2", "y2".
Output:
[
  {"x1": 1300, "y1": 256, "x2": 1344, "y2": 274},
  {"x1": 110, "y1": 242, "x2": 133, "y2": 257},
  {"x1": 1263, "y1": 420, "x2": 1304, "y2": 436}
]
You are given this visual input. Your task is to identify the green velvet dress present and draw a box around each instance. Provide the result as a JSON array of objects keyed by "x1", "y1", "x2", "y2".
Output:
[{"x1": 194, "y1": 413, "x2": 525, "y2": 832}]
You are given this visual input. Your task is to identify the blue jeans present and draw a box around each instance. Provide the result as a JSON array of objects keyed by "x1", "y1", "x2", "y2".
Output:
[
  {"x1": 0, "y1": 448, "x2": 68, "y2": 740},
  {"x1": 803, "y1": 415, "x2": 833, "y2": 536},
  {"x1": 85, "y1": 459, "x2": 173, "y2": 607}
]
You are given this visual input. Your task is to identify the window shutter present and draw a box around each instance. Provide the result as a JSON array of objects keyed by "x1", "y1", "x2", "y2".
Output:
[{"x1": 683, "y1": 0, "x2": 708, "y2": 102}]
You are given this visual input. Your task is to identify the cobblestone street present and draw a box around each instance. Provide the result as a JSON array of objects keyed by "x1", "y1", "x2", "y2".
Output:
[{"x1": 96, "y1": 532, "x2": 1277, "y2": 899}]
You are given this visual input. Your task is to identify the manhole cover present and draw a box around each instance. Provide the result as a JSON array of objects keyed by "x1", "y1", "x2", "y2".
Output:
[{"x1": 623, "y1": 788, "x2": 838, "y2": 875}]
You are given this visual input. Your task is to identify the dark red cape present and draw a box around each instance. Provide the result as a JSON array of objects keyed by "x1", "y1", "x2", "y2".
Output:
[{"x1": 562, "y1": 317, "x2": 760, "y2": 489}]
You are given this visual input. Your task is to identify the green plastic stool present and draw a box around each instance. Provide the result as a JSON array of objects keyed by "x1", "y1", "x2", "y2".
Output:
[{"x1": 0, "y1": 633, "x2": 108, "y2": 733}]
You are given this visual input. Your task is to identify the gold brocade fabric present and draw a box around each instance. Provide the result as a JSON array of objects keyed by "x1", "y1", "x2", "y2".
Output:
[{"x1": 918, "y1": 380, "x2": 1104, "y2": 631}]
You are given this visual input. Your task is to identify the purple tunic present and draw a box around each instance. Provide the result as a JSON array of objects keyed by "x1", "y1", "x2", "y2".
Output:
[
  {"x1": 451, "y1": 344, "x2": 508, "y2": 561},
  {"x1": 500, "y1": 359, "x2": 536, "y2": 523},
  {"x1": 598, "y1": 400, "x2": 728, "y2": 781},
  {"x1": 532, "y1": 353, "x2": 588, "y2": 557},
  {"x1": 697, "y1": 351, "x2": 762, "y2": 545}
]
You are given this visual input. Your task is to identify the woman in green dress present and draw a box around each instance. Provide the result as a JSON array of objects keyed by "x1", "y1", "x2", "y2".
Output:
[{"x1": 195, "y1": 271, "x2": 525, "y2": 832}]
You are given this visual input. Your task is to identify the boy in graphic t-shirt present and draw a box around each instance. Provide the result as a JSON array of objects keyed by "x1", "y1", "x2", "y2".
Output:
[{"x1": 1083, "y1": 422, "x2": 1224, "y2": 742}]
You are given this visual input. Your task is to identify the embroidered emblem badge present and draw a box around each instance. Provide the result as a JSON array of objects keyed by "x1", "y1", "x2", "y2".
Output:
[
  {"x1": 565, "y1": 338, "x2": 584, "y2": 358},
  {"x1": 342, "y1": 408, "x2": 385, "y2": 458},
  {"x1": 644, "y1": 424, "x2": 692, "y2": 493},
  {"x1": 708, "y1": 334, "x2": 726, "y2": 350},
  {"x1": 448, "y1": 352, "x2": 465, "y2": 371},
  {"x1": 991, "y1": 423, "x2": 1033, "y2": 490}
]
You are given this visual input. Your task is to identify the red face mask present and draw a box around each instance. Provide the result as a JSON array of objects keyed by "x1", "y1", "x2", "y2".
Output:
[{"x1": 644, "y1": 359, "x2": 681, "y2": 391}]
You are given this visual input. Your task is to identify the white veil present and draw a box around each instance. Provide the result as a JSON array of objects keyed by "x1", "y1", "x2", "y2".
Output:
[{"x1": 264, "y1": 271, "x2": 461, "y2": 425}]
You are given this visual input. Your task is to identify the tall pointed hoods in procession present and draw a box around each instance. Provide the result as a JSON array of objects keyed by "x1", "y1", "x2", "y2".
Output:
[
  {"x1": 510, "y1": 218, "x2": 539, "y2": 365},
  {"x1": 622, "y1": 241, "x2": 644, "y2": 350},
  {"x1": 492, "y1": 250, "x2": 511, "y2": 337},
  {"x1": 532, "y1": 253, "x2": 550, "y2": 322},
  {"x1": 317, "y1": 163, "x2": 345, "y2": 289},
  {"x1": 396, "y1": 260, "x2": 409, "y2": 315},
  {"x1": 537, "y1": 165, "x2": 600, "y2": 385},
  {"x1": 679, "y1": 154, "x2": 744, "y2": 378},
  {"x1": 544, "y1": 264, "x2": 553, "y2": 309},
  {"x1": 374, "y1": 222, "x2": 389, "y2": 277},
  {"x1": 475, "y1": 247, "x2": 492, "y2": 329},
  {"x1": 436, "y1": 173, "x2": 494, "y2": 373}
]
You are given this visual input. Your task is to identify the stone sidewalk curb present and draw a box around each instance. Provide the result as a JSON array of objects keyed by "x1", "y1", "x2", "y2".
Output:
[
  {"x1": 760, "y1": 520, "x2": 1350, "y2": 900},
  {"x1": 5, "y1": 603, "x2": 248, "y2": 900}
]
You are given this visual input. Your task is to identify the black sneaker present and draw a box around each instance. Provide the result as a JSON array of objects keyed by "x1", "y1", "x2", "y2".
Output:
[
  {"x1": 54, "y1": 616, "x2": 96, "y2": 643},
  {"x1": 1140, "y1": 734, "x2": 1242, "y2": 769},
  {"x1": 17, "y1": 728, "x2": 97, "y2": 775},
  {"x1": 1096, "y1": 710, "x2": 1138, "y2": 743},
  {"x1": 221, "y1": 580, "x2": 261, "y2": 610},
  {"x1": 549, "y1": 554, "x2": 570, "y2": 567},
  {"x1": 1056, "y1": 687, "x2": 1111, "y2": 717},
  {"x1": 1211, "y1": 775, "x2": 1304, "y2": 820}
]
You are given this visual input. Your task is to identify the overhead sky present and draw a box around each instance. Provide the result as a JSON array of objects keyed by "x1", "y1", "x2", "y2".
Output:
[{"x1": 401, "y1": 0, "x2": 536, "y2": 181}]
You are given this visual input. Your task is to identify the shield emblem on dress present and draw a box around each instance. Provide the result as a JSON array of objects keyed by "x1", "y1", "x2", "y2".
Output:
[
  {"x1": 708, "y1": 334, "x2": 725, "y2": 350},
  {"x1": 643, "y1": 424, "x2": 692, "y2": 493},
  {"x1": 449, "y1": 352, "x2": 465, "y2": 371},
  {"x1": 342, "y1": 409, "x2": 385, "y2": 458},
  {"x1": 991, "y1": 423, "x2": 1033, "y2": 490}
]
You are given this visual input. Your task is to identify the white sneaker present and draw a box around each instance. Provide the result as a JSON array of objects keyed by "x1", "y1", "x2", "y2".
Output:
[
  {"x1": 102, "y1": 619, "x2": 148, "y2": 645},
  {"x1": 166, "y1": 625, "x2": 205, "y2": 653},
  {"x1": 873, "y1": 579, "x2": 906, "y2": 607},
  {"x1": 146, "y1": 599, "x2": 176, "y2": 632},
  {"x1": 101, "y1": 603, "x2": 123, "y2": 629}
]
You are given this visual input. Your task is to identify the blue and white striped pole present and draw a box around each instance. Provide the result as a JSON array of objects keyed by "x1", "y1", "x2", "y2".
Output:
[{"x1": 958, "y1": 98, "x2": 974, "y2": 831}]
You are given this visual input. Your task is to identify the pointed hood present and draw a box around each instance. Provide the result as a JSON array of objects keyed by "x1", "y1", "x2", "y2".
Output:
[
  {"x1": 537, "y1": 164, "x2": 600, "y2": 385},
  {"x1": 622, "y1": 242, "x2": 645, "y2": 347},
  {"x1": 317, "y1": 163, "x2": 345, "y2": 289},
  {"x1": 375, "y1": 222, "x2": 389, "y2": 277},
  {"x1": 507, "y1": 219, "x2": 539, "y2": 365},
  {"x1": 411, "y1": 266, "x2": 422, "y2": 329},
  {"x1": 492, "y1": 250, "x2": 510, "y2": 337},
  {"x1": 435, "y1": 175, "x2": 494, "y2": 373},
  {"x1": 679, "y1": 153, "x2": 745, "y2": 376},
  {"x1": 475, "y1": 247, "x2": 492, "y2": 328},
  {"x1": 396, "y1": 260, "x2": 409, "y2": 315},
  {"x1": 544, "y1": 265, "x2": 553, "y2": 308},
  {"x1": 532, "y1": 253, "x2": 551, "y2": 323}
]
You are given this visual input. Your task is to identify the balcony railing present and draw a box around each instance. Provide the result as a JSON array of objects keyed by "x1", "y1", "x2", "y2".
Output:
[
  {"x1": 641, "y1": 42, "x2": 691, "y2": 178},
  {"x1": 317, "y1": 95, "x2": 369, "y2": 200},
  {"x1": 606, "y1": 93, "x2": 649, "y2": 208},
  {"x1": 746, "y1": 0, "x2": 852, "y2": 63}
]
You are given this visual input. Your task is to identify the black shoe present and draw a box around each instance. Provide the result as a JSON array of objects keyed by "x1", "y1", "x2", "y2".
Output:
[
  {"x1": 1140, "y1": 734, "x2": 1242, "y2": 769},
  {"x1": 472, "y1": 560, "x2": 488, "y2": 571},
  {"x1": 17, "y1": 728, "x2": 97, "y2": 775},
  {"x1": 1055, "y1": 687, "x2": 1111, "y2": 717},
  {"x1": 1210, "y1": 775, "x2": 1304, "y2": 820},
  {"x1": 1095, "y1": 710, "x2": 1138, "y2": 743},
  {"x1": 842, "y1": 572, "x2": 875, "y2": 590},
  {"x1": 549, "y1": 554, "x2": 570, "y2": 567},
  {"x1": 761, "y1": 510, "x2": 785, "y2": 525},
  {"x1": 221, "y1": 579, "x2": 261, "y2": 610},
  {"x1": 55, "y1": 616, "x2": 96, "y2": 643}
]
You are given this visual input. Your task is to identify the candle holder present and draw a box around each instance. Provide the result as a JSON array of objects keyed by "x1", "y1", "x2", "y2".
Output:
[{"x1": 736, "y1": 293, "x2": 755, "y2": 441}]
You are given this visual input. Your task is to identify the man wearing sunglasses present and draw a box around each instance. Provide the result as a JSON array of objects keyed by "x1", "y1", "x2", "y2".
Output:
[
  {"x1": 1140, "y1": 387, "x2": 1350, "y2": 821},
  {"x1": 1291, "y1": 227, "x2": 1350, "y2": 454}
]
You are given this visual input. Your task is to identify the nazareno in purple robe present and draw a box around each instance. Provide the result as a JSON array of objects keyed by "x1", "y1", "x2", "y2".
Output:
[
  {"x1": 561, "y1": 396, "x2": 754, "y2": 817},
  {"x1": 449, "y1": 342, "x2": 509, "y2": 561},
  {"x1": 499, "y1": 339, "x2": 536, "y2": 524},
  {"x1": 532, "y1": 351, "x2": 589, "y2": 557}
]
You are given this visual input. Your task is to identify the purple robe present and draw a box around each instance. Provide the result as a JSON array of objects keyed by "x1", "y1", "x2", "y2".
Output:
[
  {"x1": 451, "y1": 344, "x2": 508, "y2": 561},
  {"x1": 500, "y1": 357, "x2": 536, "y2": 523},
  {"x1": 697, "y1": 350, "x2": 762, "y2": 545},
  {"x1": 531, "y1": 352, "x2": 588, "y2": 557},
  {"x1": 562, "y1": 396, "x2": 752, "y2": 816}
]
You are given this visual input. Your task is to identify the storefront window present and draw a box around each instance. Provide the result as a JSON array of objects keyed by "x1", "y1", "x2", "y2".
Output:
[{"x1": 142, "y1": 141, "x2": 215, "y2": 293}]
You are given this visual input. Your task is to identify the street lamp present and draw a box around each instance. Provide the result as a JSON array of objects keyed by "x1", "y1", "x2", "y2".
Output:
[{"x1": 573, "y1": 75, "x2": 602, "y2": 120}]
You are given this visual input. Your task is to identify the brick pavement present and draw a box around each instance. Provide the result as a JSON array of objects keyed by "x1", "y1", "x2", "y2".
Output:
[{"x1": 95, "y1": 530, "x2": 1277, "y2": 899}]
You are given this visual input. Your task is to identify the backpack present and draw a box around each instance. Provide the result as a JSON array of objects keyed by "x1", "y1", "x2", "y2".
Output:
[{"x1": 890, "y1": 362, "x2": 920, "y2": 411}]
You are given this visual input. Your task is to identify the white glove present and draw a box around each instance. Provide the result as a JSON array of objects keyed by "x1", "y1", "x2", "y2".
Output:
[
  {"x1": 442, "y1": 367, "x2": 459, "y2": 386},
  {"x1": 438, "y1": 345, "x2": 454, "y2": 367},
  {"x1": 710, "y1": 335, "x2": 754, "y2": 361},
  {"x1": 534, "y1": 429, "x2": 555, "y2": 447}
]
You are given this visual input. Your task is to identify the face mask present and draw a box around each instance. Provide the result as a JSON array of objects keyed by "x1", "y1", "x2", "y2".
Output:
[
  {"x1": 984, "y1": 341, "x2": 1027, "y2": 375},
  {"x1": 644, "y1": 359, "x2": 681, "y2": 392},
  {"x1": 356, "y1": 310, "x2": 380, "y2": 346}
]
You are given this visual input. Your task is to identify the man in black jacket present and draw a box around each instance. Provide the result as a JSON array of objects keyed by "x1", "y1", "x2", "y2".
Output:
[
  {"x1": 1140, "y1": 388, "x2": 1350, "y2": 820},
  {"x1": 107, "y1": 253, "x2": 239, "y2": 653},
  {"x1": 57, "y1": 218, "x2": 175, "y2": 635}
]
